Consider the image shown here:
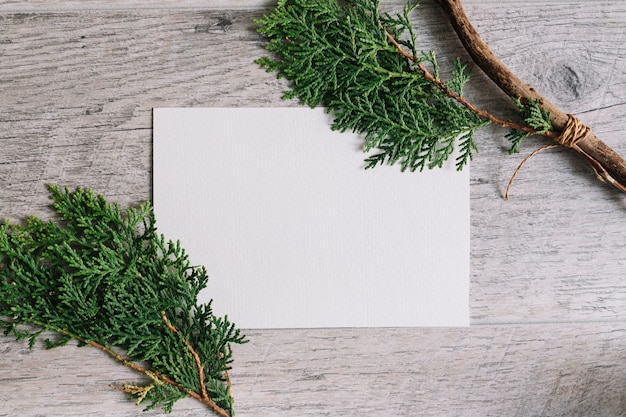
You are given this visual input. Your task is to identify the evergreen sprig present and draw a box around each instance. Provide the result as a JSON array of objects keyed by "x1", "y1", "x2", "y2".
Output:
[
  {"x1": 0, "y1": 185, "x2": 246, "y2": 417},
  {"x1": 255, "y1": 0, "x2": 558, "y2": 172},
  {"x1": 506, "y1": 97, "x2": 553, "y2": 154},
  {"x1": 256, "y1": 0, "x2": 488, "y2": 171}
]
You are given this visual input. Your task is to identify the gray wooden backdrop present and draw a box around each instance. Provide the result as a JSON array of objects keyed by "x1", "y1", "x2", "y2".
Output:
[{"x1": 1, "y1": 1, "x2": 625, "y2": 416}]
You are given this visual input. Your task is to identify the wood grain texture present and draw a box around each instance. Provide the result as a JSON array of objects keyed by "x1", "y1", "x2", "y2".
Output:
[
  {"x1": 2, "y1": 324, "x2": 626, "y2": 416},
  {"x1": 0, "y1": 1, "x2": 276, "y2": 12},
  {"x1": 0, "y1": 0, "x2": 590, "y2": 11},
  {"x1": 0, "y1": 1, "x2": 625, "y2": 416}
]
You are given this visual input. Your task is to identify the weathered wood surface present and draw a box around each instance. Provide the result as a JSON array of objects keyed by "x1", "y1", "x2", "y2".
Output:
[
  {"x1": 0, "y1": 1, "x2": 625, "y2": 416},
  {"x1": 2, "y1": 324, "x2": 626, "y2": 417}
]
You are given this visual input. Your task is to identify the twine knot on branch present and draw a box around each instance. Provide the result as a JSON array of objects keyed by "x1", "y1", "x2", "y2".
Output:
[
  {"x1": 555, "y1": 114, "x2": 592, "y2": 148},
  {"x1": 505, "y1": 114, "x2": 591, "y2": 200}
]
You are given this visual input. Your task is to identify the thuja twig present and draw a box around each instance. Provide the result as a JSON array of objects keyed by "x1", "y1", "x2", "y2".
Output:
[
  {"x1": 433, "y1": 0, "x2": 626, "y2": 193},
  {"x1": 384, "y1": 31, "x2": 556, "y2": 138},
  {"x1": 385, "y1": 26, "x2": 625, "y2": 197},
  {"x1": 0, "y1": 185, "x2": 246, "y2": 416},
  {"x1": 27, "y1": 319, "x2": 154, "y2": 383},
  {"x1": 161, "y1": 311, "x2": 209, "y2": 400},
  {"x1": 256, "y1": 0, "x2": 490, "y2": 172},
  {"x1": 256, "y1": 0, "x2": 626, "y2": 196},
  {"x1": 28, "y1": 318, "x2": 232, "y2": 416},
  {"x1": 160, "y1": 311, "x2": 226, "y2": 415}
]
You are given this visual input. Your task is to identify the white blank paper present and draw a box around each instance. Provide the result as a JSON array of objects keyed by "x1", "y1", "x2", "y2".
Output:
[{"x1": 153, "y1": 107, "x2": 469, "y2": 328}]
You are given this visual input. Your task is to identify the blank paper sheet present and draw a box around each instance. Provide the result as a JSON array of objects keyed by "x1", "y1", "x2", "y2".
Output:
[{"x1": 153, "y1": 107, "x2": 469, "y2": 328}]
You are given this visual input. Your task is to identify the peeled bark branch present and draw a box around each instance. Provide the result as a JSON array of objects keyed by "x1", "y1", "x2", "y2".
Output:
[{"x1": 434, "y1": 0, "x2": 626, "y2": 193}]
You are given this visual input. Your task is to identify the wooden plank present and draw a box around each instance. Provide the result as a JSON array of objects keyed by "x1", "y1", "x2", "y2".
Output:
[
  {"x1": 0, "y1": 8, "x2": 287, "y2": 217},
  {"x1": 466, "y1": 1, "x2": 626, "y2": 324},
  {"x1": 0, "y1": 0, "x2": 594, "y2": 12},
  {"x1": 1, "y1": 323, "x2": 625, "y2": 416},
  {"x1": 0, "y1": 1, "x2": 275, "y2": 12},
  {"x1": 0, "y1": 1, "x2": 625, "y2": 416}
]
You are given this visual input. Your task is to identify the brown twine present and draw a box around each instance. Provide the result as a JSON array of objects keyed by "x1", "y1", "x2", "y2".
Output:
[
  {"x1": 505, "y1": 114, "x2": 592, "y2": 200},
  {"x1": 554, "y1": 114, "x2": 592, "y2": 147}
]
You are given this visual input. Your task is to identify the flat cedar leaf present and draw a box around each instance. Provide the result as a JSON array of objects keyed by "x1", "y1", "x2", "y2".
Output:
[{"x1": 0, "y1": 185, "x2": 247, "y2": 417}]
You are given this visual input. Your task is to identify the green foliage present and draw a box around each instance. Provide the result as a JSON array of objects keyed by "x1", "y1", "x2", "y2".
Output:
[
  {"x1": 505, "y1": 97, "x2": 553, "y2": 153},
  {"x1": 255, "y1": 0, "x2": 488, "y2": 171},
  {"x1": 0, "y1": 185, "x2": 246, "y2": 416}
]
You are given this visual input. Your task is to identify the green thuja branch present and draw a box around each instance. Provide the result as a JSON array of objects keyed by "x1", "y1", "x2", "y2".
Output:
[
  {"x1": 256, "y1": 0, "x2": 493, "y2": 171},
  {"x1": 256, "y1": 0, "x2": 626, "y2": 194},
  {"x1": 255, "y1": 0, "x2": 546, "y2": 172},
  {"x1": 0, "y1": 185, "x2": 247, "y2": 417}
]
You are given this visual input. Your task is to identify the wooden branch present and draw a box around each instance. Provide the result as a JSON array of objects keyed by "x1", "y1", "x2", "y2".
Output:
[{"x1": 433, "y1": 0, "x2": 626, "y2": 193}]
